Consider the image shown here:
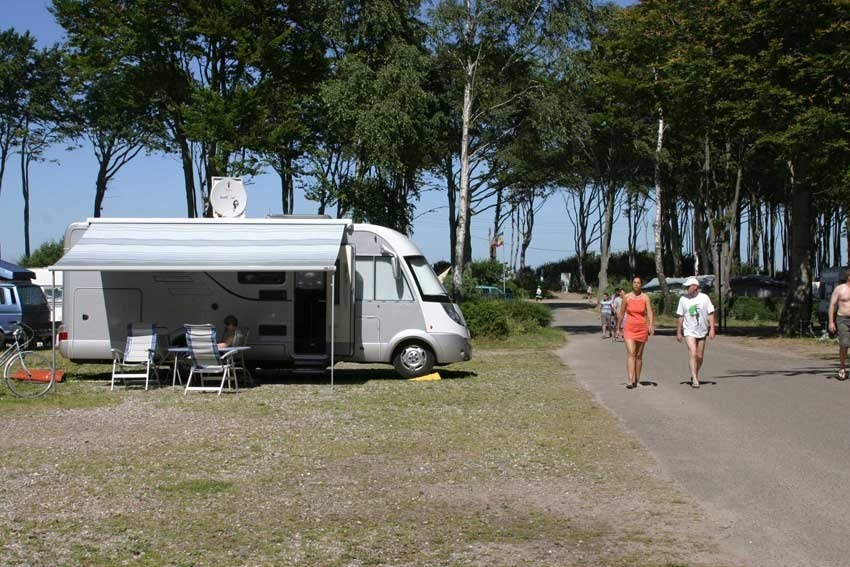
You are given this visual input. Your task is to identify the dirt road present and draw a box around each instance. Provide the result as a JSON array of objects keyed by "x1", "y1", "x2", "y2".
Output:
[{"x1": 555, "y1": 297, "x2": 849, "y2": 567}]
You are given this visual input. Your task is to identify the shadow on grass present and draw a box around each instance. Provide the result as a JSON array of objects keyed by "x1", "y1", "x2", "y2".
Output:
[
  {"x1": 249, "y1": 367, "x2": 477, "y2": 386},
  {"x1": 62, "y1": 365, "x2": 477, "y2": 388}
]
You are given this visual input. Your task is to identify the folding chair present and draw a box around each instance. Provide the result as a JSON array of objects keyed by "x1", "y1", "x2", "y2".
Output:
[
  {"x1": 111, "y1": 323, "x2": 164, "y2": 390},
  {"x1": 184, "y1": 324, "x2": 239, "y2": 395},
  {"x1": 230, "y1": 328, "x2": 252, "y2": 385}
]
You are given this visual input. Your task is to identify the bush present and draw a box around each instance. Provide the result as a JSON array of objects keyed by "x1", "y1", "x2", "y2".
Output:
[
  {"x1": 505, "y1": 300, "x2": 552, "y2": 329},
  {"x1": 19, "y1": 239, "x2": 64, "y2": 267},
  {"x1": 470, "y1": 259, "x2": 505, "y2": 286},
  {"x1": 651, "y1": 293, "x2": 781, "y2": 322},
  {"x1": 650, "y1": 293, "x2": 677, "y2": 317},
  {"x1": 727, "y1": 296, "x2": 780, "y2": 321},
  {"x1": 460, "y1": 299, "x2": 552, "y2": 338},
  {"x1": 461, "y1": 301, "x2": 511, "y2": 338}
]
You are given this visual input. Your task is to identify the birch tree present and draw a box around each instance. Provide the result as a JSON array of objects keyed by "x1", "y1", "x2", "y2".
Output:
[{"x1": 428, "y1": 0, "x2": 591, "y2": 299}]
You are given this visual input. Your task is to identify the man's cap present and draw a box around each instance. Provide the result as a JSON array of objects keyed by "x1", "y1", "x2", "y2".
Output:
[{"x1": 683, "y1": 277, "x2": 700, "y2": 288}]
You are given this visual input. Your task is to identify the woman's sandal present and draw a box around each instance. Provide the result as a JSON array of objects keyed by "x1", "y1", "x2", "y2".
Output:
[
  {"x1": 626, "y1": 382, "x2": 636, "y2": 389},
  {"x1": 691, "y1": 379, "x2": 700, "y2": 388}
]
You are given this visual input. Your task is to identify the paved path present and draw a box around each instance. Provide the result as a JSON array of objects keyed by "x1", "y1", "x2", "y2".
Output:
[{"x1": 554, "y1": 298, "x2": 850, "y2": 567}]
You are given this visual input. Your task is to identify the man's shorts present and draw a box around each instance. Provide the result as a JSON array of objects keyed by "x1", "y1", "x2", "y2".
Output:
[
  {"x1": 602, "y1": 314, "x2": 614, "y2": 327},
  {"x1": 838, "y1": 316, "x2": 850, "y2": 348}
]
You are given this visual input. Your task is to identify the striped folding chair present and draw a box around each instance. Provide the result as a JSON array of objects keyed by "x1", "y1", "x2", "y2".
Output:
[
  {"x1": 184, "y1": 324, "x2": 239, "y2": 395},
  {"x1": 111, "y1": 323, "x2": 162, "y2": 390}
]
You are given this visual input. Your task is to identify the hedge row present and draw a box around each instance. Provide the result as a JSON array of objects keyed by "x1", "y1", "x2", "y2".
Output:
[
  {"x1": 651, "y1": 293, "x2": 781, "y2": 321},
  {"x1": 460, "y1": 300, "x2": 552, "y2": 338}
]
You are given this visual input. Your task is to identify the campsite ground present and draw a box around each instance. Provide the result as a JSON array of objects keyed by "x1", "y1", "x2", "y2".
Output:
[{"x1": 0, "y1": 328, "x2": 745, "y2": 566}]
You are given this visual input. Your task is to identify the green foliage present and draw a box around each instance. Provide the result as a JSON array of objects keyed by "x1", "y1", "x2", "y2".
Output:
[
  {"x1": 470, "y1": 259, "x2": 505, "y2": 286},
  {"x1": 537, "y1": 251, "x2": 658, "y2": 292},
  {"x1": 460, "y1": 300, "x2": 552, "y2": 339},
  {"x1": 442, "y1": 269, "x2": 479, "y2": 300},
  {"x1": 650, "y1": 293, "x2": 674, "y2": 318},
  {"x1": 460, "y1": 301, "x2": 511, "y2": 338},
  {"x1": 727, "y1": 297, "x2": 780, "y2": 322},
  {"x1": 18, "y1": 240, "x2": 63, "y2": 267}
]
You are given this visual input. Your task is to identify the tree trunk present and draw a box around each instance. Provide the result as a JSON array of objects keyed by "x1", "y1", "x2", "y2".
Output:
[
  {"x1": 0, "y1": 139, "x2": 10, "y2": 201},
  {"x1": 178, "y1": 135, "x2": 197, "y2": 218},
  {"x1": 749, "y1": 195, "x2": 761, "y2": 270},
  {"x1": 278, "y1": 151, "x2": 295, "y2": 215},
  {"x1": 845, "y1": 210, "x2": 850, "y2": 268},
  {"x1": 669, "y1": 194, "x2": 683, "y2": 276},
  {"x1": 445, "y1": 155, "x2": 457, "y2": 266},
  {"x1": 452, "y1": 57, "x2": 474, "y2": 299},
  {"x1": 652, "y1": 101, "x2": 671, "y2": 315},
  {"x1": 779, "y1": 162, "x2": 813, "y2": 336},
  {"x1": 20, "y1": 131, "x2": 31, "y2": 258},
  {"x1": 782, "y1": 205, "x2": 790, "y2": 273},
  {"x1": 720, "y1": 164, "x2": 744, "y2": 302},
  {"x1": 627, "y1": 192, "x2": 637, "y2": 274},
  {"x1": 490, "y1": 188, "x2": 503, "y2": 261},
  {"x1": 598, "y1": 185, "x2": 616, "y2": 297},
  {"x1": 93, "y1": 158, "x2": 109, "y2": 218}
]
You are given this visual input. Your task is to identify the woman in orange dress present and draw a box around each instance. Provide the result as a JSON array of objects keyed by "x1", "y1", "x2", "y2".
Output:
[{"x1": 615, "y1": 276, "x2": 655, "y2": 388}]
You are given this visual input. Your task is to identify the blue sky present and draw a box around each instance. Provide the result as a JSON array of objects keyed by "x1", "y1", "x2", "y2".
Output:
[{"x1": 0, "y1": 0, "x2": 640, "y2": 269}]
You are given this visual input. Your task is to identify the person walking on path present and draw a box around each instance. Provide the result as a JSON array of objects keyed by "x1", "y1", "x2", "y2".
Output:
[
  {"x1": 615, "y1": 276, "x2": 654, "y2": 388},
  {"x1": 676, "y1": 277, "x2": 716, "y2": 388},
  {"x1": 611, "y1": 288, "x2": 624, "y2": 341},
  {"x1": 827, "y1": 268, "x2": 850, "y2": 380},
  {"x1": 598, "y1": 292, "x2": 614, "y2": 338}
]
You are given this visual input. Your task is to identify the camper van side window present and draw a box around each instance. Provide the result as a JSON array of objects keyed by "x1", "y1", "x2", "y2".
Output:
[
  {"x1": 0, "y1": 288, "x2": 6, "y2": 304},
  {"x1": 237, "y1": 272, "x2": 286, "y2": 285},
  {"x1": 355, "y1": 257, "x2": 374, "y2": 301},
  {"x1": 375, "y1": 257, "x2": 412, "y2": 301}
]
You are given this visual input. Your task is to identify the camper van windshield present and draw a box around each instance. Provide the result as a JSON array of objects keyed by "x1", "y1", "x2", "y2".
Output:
[{"x1": 406, "y1": 256, "x2": 450, "y2": 302}]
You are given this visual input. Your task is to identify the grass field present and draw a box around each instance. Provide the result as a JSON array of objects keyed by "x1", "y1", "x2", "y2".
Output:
[{"x1": 0, "y1": 336, "x2": 737, "y2": 566}]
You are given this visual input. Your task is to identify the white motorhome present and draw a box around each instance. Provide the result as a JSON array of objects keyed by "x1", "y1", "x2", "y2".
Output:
[{"x1": 51, "y1": 217, "x2": 471, "y2": 378}]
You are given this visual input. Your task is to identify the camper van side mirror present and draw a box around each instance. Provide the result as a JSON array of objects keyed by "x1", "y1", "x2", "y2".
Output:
[{"x1": 381, "y1": 244, "x2": 401, "y2": 279}]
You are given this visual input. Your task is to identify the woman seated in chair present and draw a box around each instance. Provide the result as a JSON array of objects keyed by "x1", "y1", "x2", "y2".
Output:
[{"x1": 217, "y1": 315, "x2": 239, "y2": 349}]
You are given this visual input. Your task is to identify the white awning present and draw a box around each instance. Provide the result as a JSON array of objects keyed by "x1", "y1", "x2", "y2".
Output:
[{"x1": 50, "y1": 218, "x2": 350, "y2": 272}]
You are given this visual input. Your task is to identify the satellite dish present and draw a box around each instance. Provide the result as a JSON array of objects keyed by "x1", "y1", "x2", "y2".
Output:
[{"x1": 210, "y1": 177, "x2": 247, "y2": 218}]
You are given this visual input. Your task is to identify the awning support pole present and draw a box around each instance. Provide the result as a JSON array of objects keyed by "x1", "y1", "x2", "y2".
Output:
[
  {"x1": 51, "y1": 271, "x2": 56, "y2": 375},
  {"x1": 330, "y1": 269, "x2": 335, "y2": 387}
]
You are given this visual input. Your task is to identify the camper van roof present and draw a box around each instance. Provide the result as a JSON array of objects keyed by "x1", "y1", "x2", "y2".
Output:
[
  {"x1": 0, "y1": 260, "x2": 34, "y2": 281},
  {"x1": 354, "y1": 223, "x2": 424, "y2": 258},
  {"x1": 50, "y1": 217, "x2": 353, "y2": 272}
]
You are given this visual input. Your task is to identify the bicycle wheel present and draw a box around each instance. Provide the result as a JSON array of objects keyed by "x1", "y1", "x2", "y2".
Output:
[{"x1": 5, "y1": 351, "x2": 55, "y2": 398}]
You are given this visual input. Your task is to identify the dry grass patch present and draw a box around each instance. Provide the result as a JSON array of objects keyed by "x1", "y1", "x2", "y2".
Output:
[{"x1": 0, "y1": 337, "x2": 740, "y2": 566}]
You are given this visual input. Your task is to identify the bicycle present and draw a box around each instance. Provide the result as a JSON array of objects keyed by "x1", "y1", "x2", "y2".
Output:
[{"x1": 1, "y1": 324, "x2": 58, "y2": 398}]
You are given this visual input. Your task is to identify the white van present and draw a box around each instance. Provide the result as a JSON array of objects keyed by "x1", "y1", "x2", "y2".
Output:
[
  {"x1": 30, "y1": 268, "x2": 63, "y2": 324},
  {"x1": 51, "y1": 217, "x2": 471, "y2": 378}
]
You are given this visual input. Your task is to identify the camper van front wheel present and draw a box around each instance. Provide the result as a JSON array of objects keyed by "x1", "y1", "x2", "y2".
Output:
[{"x1": 393, "y1": 342, "x2": 435, "y2": 378}]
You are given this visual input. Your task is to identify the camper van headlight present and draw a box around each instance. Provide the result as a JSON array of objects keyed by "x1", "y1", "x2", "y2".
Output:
[{"x1": 442, "y1": 303, "x2": 466, "y2": 326}]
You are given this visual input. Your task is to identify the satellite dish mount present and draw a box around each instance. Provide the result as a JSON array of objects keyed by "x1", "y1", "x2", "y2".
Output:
[{"x1": 210, "y1": 177, "x2": 247, "y2": 218}]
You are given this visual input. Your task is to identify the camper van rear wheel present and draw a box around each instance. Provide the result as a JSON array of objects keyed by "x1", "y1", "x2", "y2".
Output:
[{"x1": 393, "y1": 342, "x2": 435, "y2": 378}]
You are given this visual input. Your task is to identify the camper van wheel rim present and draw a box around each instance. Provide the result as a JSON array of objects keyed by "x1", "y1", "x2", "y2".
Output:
[{"x1": 393, "y1": 342, "x2": 435, "y2": 378}]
